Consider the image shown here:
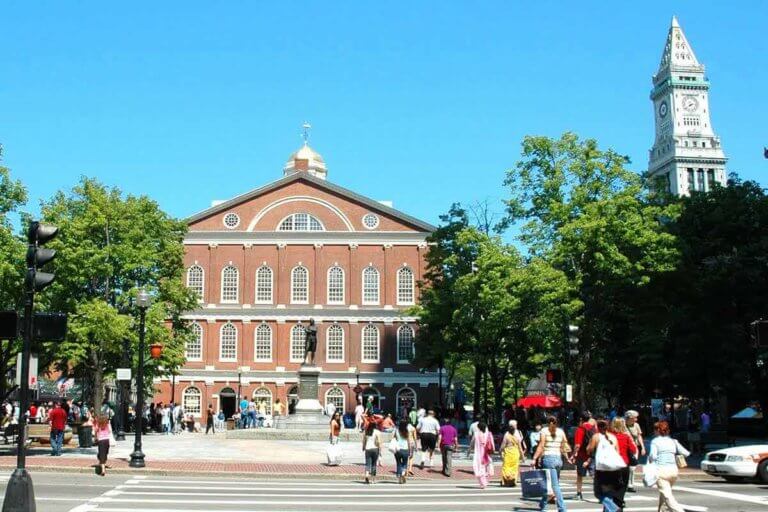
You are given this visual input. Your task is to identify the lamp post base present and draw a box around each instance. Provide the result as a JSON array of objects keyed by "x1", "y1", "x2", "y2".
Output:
[
  {"x1": 2, "y1": 468, "x2": 36, "y2": 512},
  {"x1": 129, "y1": 450, "x2": 145, "y2": 468},
  {"x1": 116, "y1": 430, "x2": 126, "y2": 442}
]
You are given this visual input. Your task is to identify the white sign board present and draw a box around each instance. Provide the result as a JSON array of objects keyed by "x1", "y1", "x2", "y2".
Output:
[
  {"x1": 116, "y1": 368, "x2": 132, "y2": 381},
  {"x1": 565, "y1": 384, "x2": 573, "y2": 403},
  {"x1": 16, "y1": 353, "x2": 38, "y2": 388}
]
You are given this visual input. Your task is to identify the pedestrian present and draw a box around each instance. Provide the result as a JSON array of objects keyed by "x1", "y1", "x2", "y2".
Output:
[
  {"x1": 408, "y1": 406, "x2": 418, "y2": 427},
  {"x1": 364, "y1": 395, "x2": 375, "y2": 415},
  {"x1": 437, "y1": 417, "x2": 458, "y2": 477},
  {"x1": 239, "y1": 396, "x2": 248, "y2": 429},
  {"x1": 362, "y1": 421, "x2": 381, "y2": 484},
  {"x1": 95, "y1": 414, "x2": 113, "y2": 476},
  {"x1": 573, "y1": 410, "x2": 596, "y2": 500},
  {"x1": 205, "y1": 403, "x2": 215, "y2": 434},
  {"x1": 416, "y1": 409, "x2": 440, "y2": 468},
  {"x1": 47, "y1": 401, "x2": 67, "y2": 456},
  {"x1": 161, "y1": 404, "x2": 171, "y2": 434},
  {"x1": 471, "y1": 421, "x2": 494, "y2": 489},
  {"x1": 329, "y1": 411, "x2": 341, "y2": 444},
  {"x1": 500, "y1": 421, "x2": 524, "y2": 486},
  {"x1": 380, "y1": 413, "x2": 395, "y2": 433},
  {"x1": 325, "y1": 400, "x2": 336, "y2": 418},
  {"x1": 248, "y1": 399, "x2": 257, "y2": 428},
  {"x1": 406, "y1": 415, "x2": 418, "y2": 477},
  {"x1": 393, "y1": 419, "x2": 413, "y2": 484},
  {"x1": 529, "y1": 423, "x2": 542, "y2": 458},
  {"x1": 532, "y1": 416, "x2": 570, "y2": 512},
  {"x1": 610, "y1": 417, "x2": 637, "y2": 506},
  {"x1": 585, "y1": 418, "x2": 626, "y2": 511},
  {"x1": 625, "y1": 410, "x2": 645, "y2": 492},
  {"x1": 509, "y1": 419, "x2": 528, "y2": 454},
  {"x1": 649, "y1": 420, "x2": 690, "y2": 512},
  {"x1": 273, "y1": 398, "x2": 284, "y2": 420},
  {"x1": 257, "y1": 400, "x2": 267, "y2": 427},
  {"x1": 354, "y1": 397, "x2": 365, "y2": 432}
]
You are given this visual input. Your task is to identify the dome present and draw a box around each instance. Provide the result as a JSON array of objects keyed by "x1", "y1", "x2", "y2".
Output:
[{"x1": 283, "y1": 143, "x2": 327, "y2": 180}]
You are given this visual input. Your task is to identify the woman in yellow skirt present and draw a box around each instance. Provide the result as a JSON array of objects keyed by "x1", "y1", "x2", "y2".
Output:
[{"x1": 499, "y1": 422, "x2": 525, "y2": 486}]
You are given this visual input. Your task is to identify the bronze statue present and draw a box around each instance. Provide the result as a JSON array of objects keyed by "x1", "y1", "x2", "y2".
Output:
[{"x1": 303, "y1": 318, "x2": 318, "y2": 365}]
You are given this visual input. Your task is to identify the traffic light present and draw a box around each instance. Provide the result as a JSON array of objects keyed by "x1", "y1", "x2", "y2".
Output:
[
  {"x1": 0, "y1": 311, "x2": 19, "y2": 340},
  {"x1": 546, "y1": 369, "x2": 562, "y2": 383},
  {"x1": 752, "y1": 320, "x2": 768, "y2": 348},
  {"x1": 568, "y1": 324, "x2": 580, "y2": 356},
  {"x1": 25, "y1": 221, "x2": 58, "y2": 292}
]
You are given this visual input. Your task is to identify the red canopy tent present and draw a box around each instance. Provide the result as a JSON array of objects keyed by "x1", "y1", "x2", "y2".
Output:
[{"x1": 516, "y1": 395, "x2": 563, "y2": 409}]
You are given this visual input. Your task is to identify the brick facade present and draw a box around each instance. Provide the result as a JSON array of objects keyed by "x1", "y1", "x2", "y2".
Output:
[{"x1": 153, "y1": 150, "x2": 440, "y2": 419}]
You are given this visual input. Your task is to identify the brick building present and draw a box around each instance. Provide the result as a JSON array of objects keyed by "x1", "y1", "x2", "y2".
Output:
[{"x1": 153, "y1": 139, "x2": 439, "y2": 421}]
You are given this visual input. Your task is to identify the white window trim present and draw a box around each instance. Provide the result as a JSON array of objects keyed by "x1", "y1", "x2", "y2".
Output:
[
  {"x1": 255, "y1": 265, "x2": 274, "y2": 304},
  {"x1": 219, "y1": 323, "x2": 238, "y2": 362},
  {"x1": 222, "y1": 212, "x2": 241, "y2": 229},
  {"x1": 277, "y1": 212, "x2": 326, "y2": 232},
  {"x1": 289, "y1": 325, "x2": 306, "y2": 363},
  {"x1": 396, "y1": 267, "x2": 415, "y2": 306},
  {"x1": 220, "y1": 266, "x2": 239, "y2": 304},
  {"x1": 396, "y1": 324, "x2": 415, "y2": 364},
  {"x1": 186, "y1": 322, "x2": 204, "y2": 362},
  {"x1": 326, "y1": 266, "x2": 345, "y2": 305},
  {"x1": 182, "y1": 386, "x2": 202, "y2": 418},
  {"x1": 290, "y1": 265, "x2": 310, "y2": 305},
  {"x1": 325, "y1": 324, "x2": 345, "y2": 363},
  {"x1": 361, "y1": 324, "x2": 380, "y2": 363},
  {"x1": 325, "y1": 387, "x2": 345, "y2": 412},
  {"x1": 396, "y1": 386, "x2": 417, "y2": 411},
  {"x1": 361, "y1": 267, "x2": 380, "y2": 306},
  {"x1": 362, "y1": 213, "x2": 380, "y2": 230},
  {"x1": 252, "y1": 388, "x2": 273, "y2": 415},
  {"x1": 186, "y1": 265, "x2": 205, "y2": 303},
  {"x1": 254, "y1": 324, "x2": 273, "y2": 362}
]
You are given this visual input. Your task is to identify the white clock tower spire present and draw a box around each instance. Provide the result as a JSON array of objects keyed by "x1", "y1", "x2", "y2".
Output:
[{"x1": 648, "y1": 16, "x2": 727, "y2": 195}]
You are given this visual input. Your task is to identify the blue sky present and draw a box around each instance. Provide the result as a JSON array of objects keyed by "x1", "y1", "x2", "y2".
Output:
[{"x1": 2, "y1": 1, "x2": 766, "y2": 227}]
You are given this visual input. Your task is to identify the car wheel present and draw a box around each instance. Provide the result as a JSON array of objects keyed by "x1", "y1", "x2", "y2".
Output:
[{"x1": 758, "y1": 460, "x2": 768, "y2": 484}]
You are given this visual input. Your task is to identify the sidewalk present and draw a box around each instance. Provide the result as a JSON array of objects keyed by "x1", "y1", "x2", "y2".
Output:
[{"x1": 0, "y1": 432, "x2": 710, "y2": 479}]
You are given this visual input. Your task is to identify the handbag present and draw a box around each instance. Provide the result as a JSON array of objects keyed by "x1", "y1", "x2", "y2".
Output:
[
  {"x1": 388, "y1": 434, "x2": 400, "y2": 454},
  {"x1": 520, "y1": 469, "x2": 548, "y2": 498},
  {"x1": 642, "y1": 462, "x2": 658, "y2": 487},
  {"x1": 627, "y1": 443, "x2": 638, "y2": 466},
  {"x1": 595, "y1": 434, "x2": 627, "y2": 471},
  {"x1": 675, "y1": 454, "x2": 687, "y2": 468}
]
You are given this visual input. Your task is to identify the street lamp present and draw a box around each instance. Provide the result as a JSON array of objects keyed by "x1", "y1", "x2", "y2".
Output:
[
  {"x1": 129, "y1": 288, "x2": 151, "y2": 468},
  {"x1": 116, "y1": 336, "x2": 130, "y2": 441}
]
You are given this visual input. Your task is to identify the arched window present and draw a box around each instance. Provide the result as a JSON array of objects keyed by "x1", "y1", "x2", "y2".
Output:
[
  {"x1": 362, "y1": 387, "x2": 381, "y2": 411},
  {"x1": 290, "y1": 324, "x2": 307, "y2": 362},
  {"x1": 362, "y1": 267, "x2": 379, "y2": 305},
  {"x1": 186, "y1": 322, "x2": 203, "y2": 361},
  {"x1": 278, "y1": 213, "x2": 325, "y2": 232},
  {"x1": 327, "y1": 266, "x2": 345, "y2": 304},
  {"x1": 396, "y1": 387, "x2": 417, "y2": 414},
  {"x1": 221, "y1": 265, "x2": 239, "y2": 303},
  {"x1": 254, "y1": 323, "x2": 272, "y2": 362},
  {"x1": 186, "y1": 265, "x2": 204, "y2": 301},
  {"x1": 397, "y1": 324, "x2": 415, "y2": 363},
  {"x1": 252, "y1": 387, "x2": 273, "y2": 415},
  {"x1": 326, "y1": 324, "x2": 344, "y2": 362},
  {"x1": 361, "y1": 324, "x2": 379, "y2": 363},
  {"x1": 255, "y1": 266, "x2": 273, "y2": 304},
  {"x1": 219, "y1": 323, "x2": 237, "y2": 361},
  {"x1": 183, "y1": 387, "x2": 202, "y2": 417},
  {"x1": 397, "y1": 267, "x2": 415, "y2": 305},
  {"x1": 325, "y1": 387, "x2": 345, "y2": 413},
  {"x1": 291, "y1": 266, "x2": 309, "y2": 304}
]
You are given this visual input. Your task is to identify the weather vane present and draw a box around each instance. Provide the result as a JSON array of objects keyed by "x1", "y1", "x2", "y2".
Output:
[{"x1": 302, "y1": 122, "x2": 311, "y2": 146}]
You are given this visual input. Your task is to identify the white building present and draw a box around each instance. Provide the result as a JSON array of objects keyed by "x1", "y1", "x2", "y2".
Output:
[{"x1": 647, "y1": 16, "x2": 727, "y2": 195}]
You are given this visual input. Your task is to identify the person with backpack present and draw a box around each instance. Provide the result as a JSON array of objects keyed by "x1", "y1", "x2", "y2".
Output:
[
  {"x1": 573, "y1": 410, "x2": 596, "y2": 500},
  {"x1": 585, "y1": 419, "x2": 628, "y2": 512}
]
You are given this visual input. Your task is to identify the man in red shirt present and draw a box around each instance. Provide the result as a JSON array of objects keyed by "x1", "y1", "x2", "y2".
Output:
[
  {"x1": 47, "y1": 401, "x2": 68, "y2": 456},
  {"x1": 572, "y1": 410, "x2": 596, "y2": 500}
]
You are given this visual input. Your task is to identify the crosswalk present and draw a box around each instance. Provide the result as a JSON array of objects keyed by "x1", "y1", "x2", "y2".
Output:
[{"x1": 67, "y1": 476, "x2": 663, "y2": 512}]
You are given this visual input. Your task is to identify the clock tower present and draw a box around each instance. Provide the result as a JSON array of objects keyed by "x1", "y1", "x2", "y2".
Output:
[{"x1": 648, "y1": 16, "x2": 727, "y2": 196}]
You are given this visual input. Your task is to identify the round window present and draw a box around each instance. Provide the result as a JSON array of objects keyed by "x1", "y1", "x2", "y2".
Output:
[
  {"x1": 362, "y1": 213, "x2": 379, "y2": 230},
  {"x1": 223, "y1": 213, "x2": 240, "y2": 229}
]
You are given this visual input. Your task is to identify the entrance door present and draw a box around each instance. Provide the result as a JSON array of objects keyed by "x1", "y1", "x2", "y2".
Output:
[
  {"x1": 220, "y1": 387, "x2": 236, "y2": 419},
  {"x1": 287, "y1": 385, "x2": 298, "y2": 414}
]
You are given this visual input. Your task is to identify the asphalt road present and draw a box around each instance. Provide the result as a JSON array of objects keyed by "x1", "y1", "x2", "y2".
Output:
[{"x1": 0, "y1": 472, "x2": 766, "y2": 511}]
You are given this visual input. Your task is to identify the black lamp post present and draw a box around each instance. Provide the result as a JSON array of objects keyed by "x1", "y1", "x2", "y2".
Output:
[
  {"x1": 129, "y1": 288, "x2": 151, "y2": 468},
  {"x1": 116, "y1": 336, "x2": 130, "y2": 441}
]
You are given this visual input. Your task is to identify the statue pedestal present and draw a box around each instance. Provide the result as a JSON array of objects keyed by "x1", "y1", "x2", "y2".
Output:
[{"x1": 280, "y1": 365, "x2": 328, "y2": 430}]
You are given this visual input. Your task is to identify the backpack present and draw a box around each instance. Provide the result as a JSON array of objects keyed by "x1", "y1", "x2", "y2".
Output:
[{"x1": 579, "y1": 424, "x2": 595, "y2": 449}]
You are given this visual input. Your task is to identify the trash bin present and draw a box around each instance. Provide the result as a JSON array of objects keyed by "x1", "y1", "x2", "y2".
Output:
[{"x1": 78, "y1": 425, "x2": 93, "y2": 448}]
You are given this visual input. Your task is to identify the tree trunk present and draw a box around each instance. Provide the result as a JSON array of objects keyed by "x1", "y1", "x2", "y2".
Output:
[
  {"x1": 473, "y1": 362, "x2": 482, "y2": 421},
  {"x1": 93, "y1": 365, "x2": 104, "y2": 413}
]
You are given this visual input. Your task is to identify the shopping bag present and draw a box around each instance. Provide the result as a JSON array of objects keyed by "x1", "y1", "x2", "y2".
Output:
[
  {"x1": 595, "y1": 435, "x2": 627, "y2": 471},
  {"x1": 642, "y1": 462, "x2": 658, "y2": 487},
  {"x1": 520, "y1": 469, "x2": 548, "y2": 499},
  {"x1": 326, "y1": 444, "x2": 343, "y2": 466}
]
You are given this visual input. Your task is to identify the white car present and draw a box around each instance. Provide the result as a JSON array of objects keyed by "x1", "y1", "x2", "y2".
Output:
[{"x1": 701, "y1": 444, "x2": 768, "y2": 482}]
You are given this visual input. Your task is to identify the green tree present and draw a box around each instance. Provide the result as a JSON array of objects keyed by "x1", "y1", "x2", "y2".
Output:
[
  {"x1": 504, "y1": 133, "x2": 678, "y2": 406},
  {"x1": 39, "y1": 177, "x2": 197, "y2": 408}
]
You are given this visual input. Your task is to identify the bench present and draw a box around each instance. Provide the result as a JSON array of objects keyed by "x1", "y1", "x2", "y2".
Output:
[
  {"x1": 690, "y1": 431, "x2": 735, "y2": 452},
  {"x1": 25, "y1": 423, "x2": 51, "y2": 442}
]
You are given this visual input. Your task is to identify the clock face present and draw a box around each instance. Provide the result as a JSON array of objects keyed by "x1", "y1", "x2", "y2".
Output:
[
  {"x1": 683, "y1": 96, "x2": 699, "y2": 112},
  {"x1": 658, "y1": 101, "x2": 668, "y2": 118}
]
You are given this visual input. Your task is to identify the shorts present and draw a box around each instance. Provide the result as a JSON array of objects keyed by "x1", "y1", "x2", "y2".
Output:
[
  {"x1": 420, "y1": 432, "x2": 437, "y2": 451},
  {"x1": 576, "y1": 456, "x2": 594, "y2": 477}
]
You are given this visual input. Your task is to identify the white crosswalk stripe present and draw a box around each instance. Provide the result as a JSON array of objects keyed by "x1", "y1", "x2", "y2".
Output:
[{"x1": 68, "y1": 477, "x2": 662, "y2": 512}]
